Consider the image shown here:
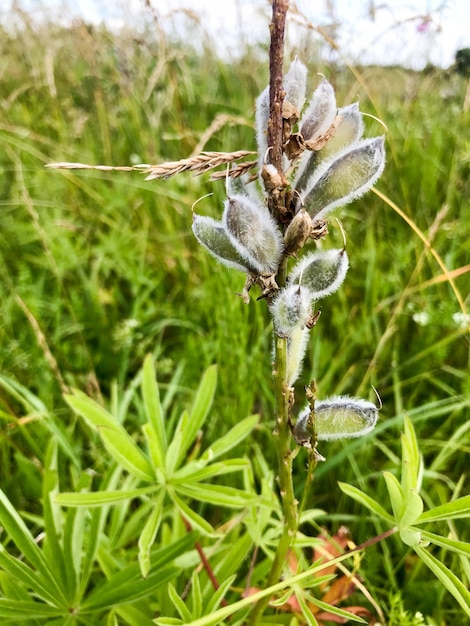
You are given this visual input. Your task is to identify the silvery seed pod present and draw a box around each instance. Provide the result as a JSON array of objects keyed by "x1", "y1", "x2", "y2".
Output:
[
  {"x1": 286, "y1": 325, "x2": 310, "y2": 386},
  {"x1": 289, "y1": 249, "x2": 349, "y2": 300},
  {"x1": 284, "y1": 58, "x2": 307, "y2": 115},
  {"x1": 302, "y1": 136, "x2": 386, "y2": 219},
  {"x1": 223, "y1": 194, "x2": 283, "y2": 275},
  {"x1": 283, "y1": 207, "x2": 312, "y2": 254},
  {"x1": 294, "y1": 395, "x2": 378, "y2": 443},
  {"x1": 270, "y1": 284, "x2": 312, "y2": 337},
  {"x1": 255, "y1": 86, "x2": 270, "y2": 169},
  {"x1": 192, "y1": 214, "x2": 254, "y2": 273},
  {"x1": 317, "y1": 102, "x2": 364, "y2": 163},
  {"x1": 299, "y1": 77, "x2": 337, "y2": 143}
]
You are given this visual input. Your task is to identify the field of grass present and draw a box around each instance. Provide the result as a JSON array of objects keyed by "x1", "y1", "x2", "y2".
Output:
[{"x1": 0, "y1": 7, "x2": 469, "y2": 625}]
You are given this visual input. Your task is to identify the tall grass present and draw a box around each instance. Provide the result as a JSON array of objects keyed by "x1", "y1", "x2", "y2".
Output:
[{"x1": 0, "y1": 6, "x2": 468, "y2": 622}]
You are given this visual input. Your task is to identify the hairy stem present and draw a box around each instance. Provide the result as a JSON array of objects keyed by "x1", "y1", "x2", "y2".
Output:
[{"x1": 248, "y1": 256, "x2": 298, "y2": 626}]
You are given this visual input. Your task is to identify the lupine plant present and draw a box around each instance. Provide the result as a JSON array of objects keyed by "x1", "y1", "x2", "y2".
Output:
[{"x1": 2, "y1": 1, "x2": 469, "y2": 625}]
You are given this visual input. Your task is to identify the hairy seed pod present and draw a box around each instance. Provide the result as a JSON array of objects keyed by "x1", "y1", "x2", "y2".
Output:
[
  {"x1": 284, "y1": 58, "x2": 307, "y2": 115},
  {"x1": 289, "y1": 249, "x2": 349, "y2": 300},
  {"x1": 223, "y1": 194, "x2": 283, "y2": 274},
  {"x1": 270, "y1": 285, "x2": 312, "y2": 337},
  {"x1": 192, "y1": 214, "x2": 254, "y2": 273},
  {"x1": 302, "y1": 136, "x2": 386, "y2": 219},
  {"x1": 283, "y1": 208, "x2": 312, "y2": 254},
  {"x1": 294, "y1": 395, "x2": 379, "y2": 443},
  {"x1": 255, "y1": 86, "x2": 269, "y2": 170},
  {"x1": 299, "y1": 78, "x2": 337, "y2": 143},
  {"x1": 286, "y1": 326, "x2": 310, "y2": 386},
  {"x1": 294, "y1": 103, "x2": 365, "y2": 194},
  {"x1": 317, "y1": 102, "x2": 364, "y2": 163}
]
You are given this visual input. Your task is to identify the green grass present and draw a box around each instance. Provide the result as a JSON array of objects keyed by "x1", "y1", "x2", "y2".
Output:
[{"x1": 0, "y1": 10, "x2": 469, "y2": 625}]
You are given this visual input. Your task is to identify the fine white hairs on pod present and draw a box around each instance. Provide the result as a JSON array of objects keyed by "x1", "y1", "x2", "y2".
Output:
[
  {"x1": 192, "y1": 214, "x2": 254, "y2": 274},
  {"x1": 286, "y1": 326, "x2": 310, "y2": 386},
  {"x1": 269, "y1": 284, "x2": 312, "y2": 338},
  {"x1": 294, "y1": 395, "x2": 379, "y2": 444},
  {"x1": 302, "y1": 136, "x2": 386, "y2": 220},
  {"x1": 284, "y1": 58, "x2": 307, "y2": 115},
  {"x1": 223, "y1": 194, "x2": 283, "y2": 275},
  {"x1": 299, "y1": 77, "x2": 337, "y2": 143},
  {"x1": 289, "y1": 248, "x2": 349, "y2": 300}
]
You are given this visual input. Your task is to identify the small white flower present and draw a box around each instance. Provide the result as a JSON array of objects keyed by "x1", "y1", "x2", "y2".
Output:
[
  {"x1": 452, "y1": 312, "x2": 470, "y2": 330},
  {"x1": 412, "y1": 311, "x2": 430, "y2": 326}
]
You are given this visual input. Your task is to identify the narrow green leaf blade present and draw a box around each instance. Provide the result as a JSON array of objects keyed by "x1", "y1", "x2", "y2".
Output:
[
  {"x1": 170, "y1": 491, "x2": 215, "y2": 536},
  {"x1": 138, "y1": 492, "x2": 165, "y2": 578},
  {"x1": 142, "y1": 355, "x2": 167, "y2": 466},
  {"x1": 383, "y1": 471, "x2": 404, "y2": 521},
  {"x1": 201, "y1": 415, "x2": 258, "y2": 462},
  {"x1": 176, "y1": 365, "x2": 217, "y2": 465},
  {"x1": 168, "y1": 583, "x2": 193, "y2": 623},
  {"x1": 338, "y1": 482, "x2": 394, "y2": 523},
  {"x1": 65, "y1": 391, "x2": 155, "y2": 481},
  {"x1": 56, "y1": 486, "x2": 157, "y2": 507},
  {"x1": 415, "y1": 495, "x2": 470, "y2": 524},
  {"x1": 420, "y1": 530, "x2": 470, "y2": 557},
  {"x1": 175, "y1": 483, "x2": 257, "y2": 508},
  {"x1": 415, "y1": 546, "x2": 470, "y2": 618}
]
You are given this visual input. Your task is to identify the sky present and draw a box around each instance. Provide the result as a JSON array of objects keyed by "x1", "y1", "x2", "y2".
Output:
[{"x1": 4, "y1": 0, "x2": 470, "y2": 70}]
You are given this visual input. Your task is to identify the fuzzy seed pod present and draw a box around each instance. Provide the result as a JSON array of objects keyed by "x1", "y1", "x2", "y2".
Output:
[
  {"x1": 294, "y1": 395, "x2": 378, "y2": 443},
  {"x1": 317, "y1": 103, "x2": 364, "y2": 163},
  {"x1": 302, "y1": 136, "x2": 386, "y2": 219},
  {"x1": 299, "y1": 78, "x2": 337, "y2": 143},
  {"x1": 286, "y1": 326, "x2": 310, "y2": 386},
  {"x1": 289, "y1": 249, "x2": 349, "y2": 300},
  {"x1": 283, "y1": 208, "x2": 312, "y2": 254},
  {"x1": 294, "y1": 103, "x2": 365, "y2": 194},
  {"x1": 192, "y1": 214, "x2": 254, "y2": 273},
  {"x1": 223, "y1": 194, "x2": 283, "y2": 274},
  {"x1": 269, "y1": 284, "x2": 312, "y2": 337},
  {"x1": 255, "y1": 86, "x2": 270, "y2": 170},
  {"x1": 284, "y1": 58, "x2": 307, "y2": 115}
]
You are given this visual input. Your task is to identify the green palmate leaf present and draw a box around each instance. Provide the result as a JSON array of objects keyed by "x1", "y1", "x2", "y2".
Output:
[
  {"x1": 401, "y1": 415, "x2": 422, "y2": 494},
  {"x1": 420, "y1": 530, "x2": 470, "y2": 557},
  {"x1": 201, "y1": 415, "x2": 258, "y2": 461},
  {"x1": 138, "y1": 491, "x2": 165, "y2": 578},
  {"x1": 338, "y1": 482, "x2": 394, "y2": 522},
  {"x1": 415, "y1": 495, "x2": 470, "y2": 523},
  {"x1": 175, "y1": 482, "x2": 257, "y2": 508},
  {"x1": 0, "y1": 599, "x2": 65, "y2": 619},
  {"x1": 142, "y1": 354, "x2": 167, "y2": 468},
  {"x1": 0, "y1": 490, "x2": 68, "y2": 606},
  {"x1": 415, "y1": 545, "x2": 470, "y2": 618},
  {"x1": 169, "y1": 490, "x2": 215, "y2": 536},
  {"x1": 383, "y1": 471, "x2": 404, "y2": 521},
  {"x1": 65, "y1": 390, "x2": 155, "y2": 482},
  {"x1": 56, "y1": 485, "x2": 158, "y2": 507},
  {"x1": 82, "y1": 534, "x2": 196, "y2": 611},
  {"x1": 0, "y1": 549, "x2": 61, "y2": 607}
]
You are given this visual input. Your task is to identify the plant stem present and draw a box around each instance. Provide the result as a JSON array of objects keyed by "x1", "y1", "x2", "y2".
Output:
[{"x1": 247, "y1": 255, "x2": 298, "y2": 626}]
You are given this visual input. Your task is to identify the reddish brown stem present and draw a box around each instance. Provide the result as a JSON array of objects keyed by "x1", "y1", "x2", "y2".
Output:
[
  {"x1": 267, "y1": 0, "x2": 289, "y2": 173},
  {"x1": 181, "y1": 516, "x2": 228, "y2": 607}
]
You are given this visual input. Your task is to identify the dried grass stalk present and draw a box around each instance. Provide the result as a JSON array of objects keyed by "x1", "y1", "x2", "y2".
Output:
[{"x1": 46, "y1": 150, "x2": 257, "y2": 181}]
